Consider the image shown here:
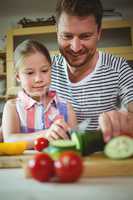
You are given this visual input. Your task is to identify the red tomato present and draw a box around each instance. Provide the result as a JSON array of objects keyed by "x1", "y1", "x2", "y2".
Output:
[
  {"x1": 34, "y1": 137, "x2": 49, "y2": 151},
  {"x1": 54, "y1": 151, "x2": 83, "y2": 182},
  {"x1": 28, "y1": 153, "x2": 54, "y2": 182}
]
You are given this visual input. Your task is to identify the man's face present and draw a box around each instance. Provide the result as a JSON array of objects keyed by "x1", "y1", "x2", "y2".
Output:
[{"x1": 57, "y1": 12, "x2": 101, "y2": 69}]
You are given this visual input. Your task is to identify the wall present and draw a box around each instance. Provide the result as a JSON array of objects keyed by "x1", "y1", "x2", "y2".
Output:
[{"x1": 0, "y1": 0, "x2": 133, "y2": 50}]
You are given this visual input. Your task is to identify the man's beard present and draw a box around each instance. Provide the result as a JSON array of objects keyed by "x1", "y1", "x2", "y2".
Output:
[{"x1": 59, "y1": 47, "x2": 96, "y2": 68}]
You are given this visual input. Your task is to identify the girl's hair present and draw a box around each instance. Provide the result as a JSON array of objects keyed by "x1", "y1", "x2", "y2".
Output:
[
  {"x1": 56, "y1": 0, "x2": 103, "y2": 30},
  {"x1": 14, "y1": 39, "x2": 52, "y2": 71}
]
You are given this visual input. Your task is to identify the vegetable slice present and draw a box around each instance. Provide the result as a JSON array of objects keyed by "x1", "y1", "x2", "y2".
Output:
[
  {"x1": 71, "y1": 131, "x2": 84, "y2": 154},
  {"x1": 44, "y1": 139, "x2": 77, "y2": 160},
  {"x1": 50, "y1": 139, "x2": 76, "y2": 149},
  {"x1": 104, "y1": 135, "x2": 133, "y2": 159},
  {"x1": 0, "y1": 141, "x2": 27, "y2": 155}
]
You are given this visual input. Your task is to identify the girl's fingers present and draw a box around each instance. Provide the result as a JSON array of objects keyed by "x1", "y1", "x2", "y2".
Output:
[
  {"x1": 51, "y1": 123, "x2": 69, "y2": 139},
  {"x1": 54, "y1": 118, "x2": 68, "y2": 131},
  {"x1": 46, "y1": 121, "x2": 70, "y2": 140},
  {"x1": 49, "y1": 130, "x2": 59, "y2": 140}
]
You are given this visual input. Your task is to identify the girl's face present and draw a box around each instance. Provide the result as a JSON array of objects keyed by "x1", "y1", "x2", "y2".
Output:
[{"x1": 16, "y1": 51, "x2": 51, "y2": 98}]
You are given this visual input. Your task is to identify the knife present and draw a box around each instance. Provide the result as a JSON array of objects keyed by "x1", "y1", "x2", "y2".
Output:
[{"x1": 67, "y1": 118, "x2": 91, "y2": 138}]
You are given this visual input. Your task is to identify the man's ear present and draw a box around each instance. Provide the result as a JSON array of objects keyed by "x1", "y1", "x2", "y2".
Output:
[{"x1": 98, "y1": 27, "x2": 102, "y2": 41}]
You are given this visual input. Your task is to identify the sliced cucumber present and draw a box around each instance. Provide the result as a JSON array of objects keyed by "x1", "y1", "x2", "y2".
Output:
[
  {"x1": 43, "y1": 146, "x2": 63, "y2": 160},
  {"x1": 71, "y1": 131, "x2": 84, "y2": 153},
  {"x1": 50, "y1": 139, "x2": 76, "y2": 150},
  {"x1": 44, "y1": 131, "x2": 105, "y2": 158},
  {"x1": 104, "y1": 136, "x2": 133, "y2": 159},
  {"x1": 44, "y1": 139, "x2": 77, "y2": 160}
]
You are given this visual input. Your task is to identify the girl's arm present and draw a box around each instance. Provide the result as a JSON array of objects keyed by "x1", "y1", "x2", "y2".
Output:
[
  {"x1": 2, "y1": 99, "x2": 73, "y2": 148},
  {"x1": 2, "y1": 99, "x2": 47, "y2": 149}
]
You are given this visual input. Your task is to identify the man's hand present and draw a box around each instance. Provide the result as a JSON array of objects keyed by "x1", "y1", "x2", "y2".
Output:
[{"x1": 99, "y1": 110, "x2": 133, "y2": 142}]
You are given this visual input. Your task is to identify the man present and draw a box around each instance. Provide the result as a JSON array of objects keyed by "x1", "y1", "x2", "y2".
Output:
[{"x1": 50, "y1": 0, "x2": 133, "y2": 142}]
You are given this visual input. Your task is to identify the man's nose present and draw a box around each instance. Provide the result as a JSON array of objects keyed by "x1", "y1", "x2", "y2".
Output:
[{"x1": 70, "y1": 37, "x2": 82, "y2": 53}]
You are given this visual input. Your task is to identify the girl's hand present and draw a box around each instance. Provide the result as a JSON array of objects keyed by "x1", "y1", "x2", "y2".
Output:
[
  {"x1": 45, "y1": 117, "x2": 70, "y2": 141},
  {"x1": 99, "y1": 110, "x2": 133, "y2": 143}
]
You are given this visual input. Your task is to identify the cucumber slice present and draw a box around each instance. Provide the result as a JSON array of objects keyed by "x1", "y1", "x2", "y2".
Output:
[
  {"x1": 43, "y1": 146, "x2": 63, "y2": 160},
  {"x1": 71, "y1": 131, "x2": 84, "y2": 154},
  {"x1": 50, "y1": 139, "x2": 76, "y2": 150},
  {"x1": 104, "y1": 136, "x2": 133, "y2": 159},
  {"x1": 44, "y1": 139, "x2": 77, "y2": 160}
]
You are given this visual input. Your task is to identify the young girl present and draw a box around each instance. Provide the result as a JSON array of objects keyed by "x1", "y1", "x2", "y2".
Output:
[{"x1": 2, "y1": 40, "x2": 77, "y2": 149}]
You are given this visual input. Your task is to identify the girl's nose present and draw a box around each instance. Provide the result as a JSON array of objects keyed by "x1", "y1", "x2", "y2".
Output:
[
  {"x1": 34, "y1": 73, "x2": 43, "y2": 82},
  {"x1": 70, "y1": 37, "x2": 82, "y2": 53}
]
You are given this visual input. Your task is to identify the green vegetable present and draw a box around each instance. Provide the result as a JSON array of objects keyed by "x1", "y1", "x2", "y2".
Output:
[
  {"x1": 50, "y1": 139, "x2": 76, "y2": 149},
  {"x1": 43, "y1": 140, "x2": 77, "y2": 160},
  {"x1": 43, "y1": 131, "x2": 105, "y2": 158},
  {"x1": 71, "y1": 130, "x2": 105, "y2": 156},
  {"x1": 71, "y1": 131, "x2": 84, "y2": 153},
  {"x1": 104, "y1": 135, "x2": 133, "y2": 159}
]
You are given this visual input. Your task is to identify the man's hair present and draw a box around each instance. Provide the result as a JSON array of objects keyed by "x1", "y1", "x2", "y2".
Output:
[{"x1": 56, "y1": 0, "x2": 103, "y2": 29}]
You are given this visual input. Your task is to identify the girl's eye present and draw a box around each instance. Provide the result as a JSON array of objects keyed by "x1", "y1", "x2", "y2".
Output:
[
  {"x1": 42, "y1": 69, "x2": 49, "y2": 73},
  {"x1": 24, "y1": 71, "x2": 34, "y2": 75}
]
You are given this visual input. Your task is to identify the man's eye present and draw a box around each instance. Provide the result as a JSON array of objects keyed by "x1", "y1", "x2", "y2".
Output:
[
  {"x1": 61, "y1": 35, "x2": 73, "y2": 40},
  {"x1": 80, "y1": 35, "x2": 91, "y2": 40}
]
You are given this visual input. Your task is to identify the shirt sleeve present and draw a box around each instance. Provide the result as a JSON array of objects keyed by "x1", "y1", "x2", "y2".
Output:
[{"x1": 119, "y1": 59, "x2": 133, "y2": 106}]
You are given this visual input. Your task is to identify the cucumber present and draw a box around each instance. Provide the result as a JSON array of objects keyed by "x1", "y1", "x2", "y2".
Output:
[
  {"x1": 50, "y1": 139, "x2": 76, "y2": 150},
  {"x1": 44, "y1": 131, "x2": 105, "y2": 158},
  {"x1": 71, "y1": 131, "x2": 84, "y2": 153},
  {"x1": 71, "y1": 130, "x2": 105, "y2": 156},
  {"x1": 43, "y1": 139, "x2": 78, "y2": 160},
  {"x1": 104, "y1": 135, "x2": 133, "y2": 159},
  {"x1": 83, "y1": 130, "x2": 105, "y2": 155},
  {"x1": 43, "y1": 146, "x2": 64, "y2": 160}
]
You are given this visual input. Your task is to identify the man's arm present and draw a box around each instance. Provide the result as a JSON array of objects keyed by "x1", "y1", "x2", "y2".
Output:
[{"x1": 99, "y1": 102, "x2": 133, "y2": 142}]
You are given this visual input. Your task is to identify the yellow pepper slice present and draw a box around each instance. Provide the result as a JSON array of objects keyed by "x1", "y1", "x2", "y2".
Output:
[{"x1": 0, "y1": 141, "x2": 27, "y2": 155}]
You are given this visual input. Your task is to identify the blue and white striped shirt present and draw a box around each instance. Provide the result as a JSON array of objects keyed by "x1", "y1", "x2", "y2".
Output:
[{"x1": 51, "y1": 51, "x2": 133, "y2": 130}]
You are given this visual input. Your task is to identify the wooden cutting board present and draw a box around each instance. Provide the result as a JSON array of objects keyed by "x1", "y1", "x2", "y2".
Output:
[
  {"x1": 0, "y1": 150, "x2": 133, "y2": 177},
  {"x1": 0, "y1": 150, "x2": 35, "y2": 168},
  {"x1": 82, "y1": 153, "x2": 133, "y2": 177}
]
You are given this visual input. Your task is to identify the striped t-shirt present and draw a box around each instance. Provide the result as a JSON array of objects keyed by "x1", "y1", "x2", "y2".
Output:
[{"x1": 51, "y1": 51, "x2": 133, "y2": 130}]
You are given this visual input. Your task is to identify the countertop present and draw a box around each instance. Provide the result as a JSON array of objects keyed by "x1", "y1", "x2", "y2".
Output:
[{"x1": 0, "y1": 168, "x2": 133, "y2": 200}]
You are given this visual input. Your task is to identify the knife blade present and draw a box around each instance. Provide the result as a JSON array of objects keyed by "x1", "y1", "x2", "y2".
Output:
[{"x1": 67, "y1": 118, "x2": 91, "y2": 138}]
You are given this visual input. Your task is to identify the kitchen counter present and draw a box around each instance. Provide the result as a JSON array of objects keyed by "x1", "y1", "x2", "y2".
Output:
[{"x1": 0, "y1": 168, "x2": 133, "y2": 200}]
